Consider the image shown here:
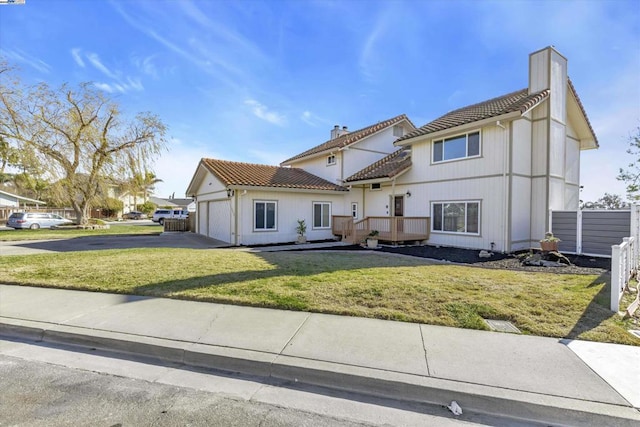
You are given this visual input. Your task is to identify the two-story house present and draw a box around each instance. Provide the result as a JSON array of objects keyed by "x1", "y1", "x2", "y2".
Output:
[{"x1": 187, "y1": 47, "x2": 597, "y2": 251}]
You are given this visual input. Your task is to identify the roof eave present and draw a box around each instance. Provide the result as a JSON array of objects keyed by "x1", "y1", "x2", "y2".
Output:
[
  {"x1": 394, "y1": 111, "x2": 521, "y2": 147},
  {"x1": 226, "y1": 184, "x2": 348, "y2": 194},
  {"x1": 345, "y1": 165, "x2": 411, "y2": 186}
]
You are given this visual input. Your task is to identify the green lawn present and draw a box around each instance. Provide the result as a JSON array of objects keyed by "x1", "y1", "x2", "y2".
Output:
[
  {"x1": 0, "y1": 224, "x2": 161, "y2": 241},
  {"x1": 1, "y1": 248, "x2": 637, "y2": 346}
]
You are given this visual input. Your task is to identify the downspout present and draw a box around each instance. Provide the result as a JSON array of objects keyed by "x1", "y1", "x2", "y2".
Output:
[
  {"x1": 234, "y1": 190, "x2": 239, "y2": 246},
  {"x1": 497, "y1": 120, "x2": 508, "y2": 252}
]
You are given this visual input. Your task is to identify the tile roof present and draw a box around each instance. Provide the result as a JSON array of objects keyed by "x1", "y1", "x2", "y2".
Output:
[
  {"x1": 200, "y1": 158, "x2": 348, "y2": 192},
  {"x1": 345, "y1": 149, "x2": 411, "y2": 183},
  {"x1": 396, "y1": 89, "x2": 550, "y2": 143},
  {"x1": 281, "y1": 114, "x2": 415, "y2": 164}
]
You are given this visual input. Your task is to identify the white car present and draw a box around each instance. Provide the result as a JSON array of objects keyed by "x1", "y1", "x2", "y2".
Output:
[{"x1": 151, "y1": 209, "x2": 188, "y2": 225}]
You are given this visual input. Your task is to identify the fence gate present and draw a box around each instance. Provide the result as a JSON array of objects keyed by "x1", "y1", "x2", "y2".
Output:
[{"x1": 550, "y1": 207, "x2": 638, "y2": 257}]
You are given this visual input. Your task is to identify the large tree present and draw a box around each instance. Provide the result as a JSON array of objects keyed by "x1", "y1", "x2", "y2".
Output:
[
  {"x1": 617, "y1": 126, "x2": 640, "y2": 200},
  {"x1": 0, "y1": 64, "x2": 167, "y2": 224}
]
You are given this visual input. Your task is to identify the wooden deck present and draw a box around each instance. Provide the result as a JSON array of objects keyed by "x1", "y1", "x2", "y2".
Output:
[{"x1": 333, "y1": 216, "x2": 430, "y2": 245}]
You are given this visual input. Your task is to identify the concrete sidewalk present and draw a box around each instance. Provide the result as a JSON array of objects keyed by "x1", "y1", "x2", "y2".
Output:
[{"x1": 1, "y1": 284, "x2": 638, "y2": 426}]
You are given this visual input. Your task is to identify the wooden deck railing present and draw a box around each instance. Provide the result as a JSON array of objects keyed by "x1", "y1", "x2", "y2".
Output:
[{"x1": 332, "y1": 216, "x2": 430, "y2": 244}]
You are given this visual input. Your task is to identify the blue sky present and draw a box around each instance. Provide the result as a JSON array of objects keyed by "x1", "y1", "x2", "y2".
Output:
[{"x1": 1, "y1": 0, "x2": 638, "y2": 203}]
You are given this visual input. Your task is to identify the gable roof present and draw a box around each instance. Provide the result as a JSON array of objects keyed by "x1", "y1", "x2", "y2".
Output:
[
  {"x1": 197, "y1": 158, "x2": 348, "y2": 192},
  {"x1": 281, "y1": 114, "x2": 415, "y2": 165},
  {"x1": 345, "y1": 149, "x2": 412, "y2": 184},
  {"x1": 396, "y1": 89, "x2": 550, "y2": 144},
  {"x1": 0, "y1": 189, "x2": 46, "y2": 205}
]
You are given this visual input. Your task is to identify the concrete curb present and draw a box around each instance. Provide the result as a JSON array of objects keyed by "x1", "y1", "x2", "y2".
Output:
[{"x1": 2, "y1": 318, "x2": 639, "y2": 426}]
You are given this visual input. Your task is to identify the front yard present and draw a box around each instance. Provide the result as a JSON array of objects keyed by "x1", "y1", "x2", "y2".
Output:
[{"x1": 0, "y1": 248, "x2": 637, "y2": 346}]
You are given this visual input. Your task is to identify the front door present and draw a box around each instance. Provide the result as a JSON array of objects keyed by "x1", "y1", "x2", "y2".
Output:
[{"x1": 394, "y1": 196, "x2": 404, "y2": 234}]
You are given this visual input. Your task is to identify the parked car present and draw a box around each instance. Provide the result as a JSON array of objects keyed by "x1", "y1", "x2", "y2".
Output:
[
  {"x1": 122, "y1": 211, "x2": 147, "y2": 220},
  {"x1": 151, "y1": 209, "x2": 189, "y2": 225},
  {"x1": 7, "y1": 212, "x2": 74, "y2": 229}
]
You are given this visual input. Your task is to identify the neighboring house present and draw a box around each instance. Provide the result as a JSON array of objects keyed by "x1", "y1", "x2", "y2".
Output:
[
  {"x1": 149, "y1": 196, "x2": 196, "y2": 212},
  {"x1": 187, "y1": 47, "x2": 597, "y2": 251},
  {"x1": 0, "y1": 189, "x2": 46, "y2": 222},
  {"x1": 0, "y1": 189, "x2": 46, "y2": 209}
]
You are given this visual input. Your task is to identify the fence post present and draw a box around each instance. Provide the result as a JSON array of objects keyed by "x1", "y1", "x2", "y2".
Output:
[
  {"x1": 611, "y1": 244, "x2": 622, "y2": 312},
  {"x1": 576, "y1": 210, "x2": 583, "y2": 255}
]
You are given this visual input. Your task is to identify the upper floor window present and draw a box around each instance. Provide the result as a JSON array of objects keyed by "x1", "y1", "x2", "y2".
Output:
[
  {"x1": 327, "y1": 155, "x2": 336, "y2": 166},
  {"x1": 393, "y1": 125, "x2": 404, "y2": 137},
  {"x1": 433, "y1": 131, "x2": 480, "y2": 163},
  {"x1": 254, "y1": 200, "x2": 277, "y2": 231},
  {"x1": 313, "y1": 202, "x2": 331, "y2": 229}
]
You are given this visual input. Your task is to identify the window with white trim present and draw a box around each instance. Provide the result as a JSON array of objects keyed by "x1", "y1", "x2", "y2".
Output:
[
  {"x1": 313, "y1": 202, "x2": 331, "y2": 229},
  {"x1": 370, "y1": 183, "x2": 381, "y2": 191},
  {"x1": 433, "y1": 131, "x2": 480, "y2": 163},
  {"x1": 431, "y1": 201, "x2": 479, "y2": 234},
  {"x1": 254, "y1": 201, "x2": 277, "y2": 231},
  {"x1": 327, "y1": 155, "x2": 336, "y2": 166},
  {"x1": 351, "y1": 202, "x2": 358, "y2": 219}
]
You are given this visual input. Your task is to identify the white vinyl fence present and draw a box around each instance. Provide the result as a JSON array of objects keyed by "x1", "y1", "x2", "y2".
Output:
[{"x1": 610, "y1": 237, "x2": 638, "y2": 312}]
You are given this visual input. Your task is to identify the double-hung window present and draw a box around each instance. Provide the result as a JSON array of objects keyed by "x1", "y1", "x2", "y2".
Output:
[
  {"x1": 313, "y1": 202, "x2": 331, "y2": 229},
  {"x1": 433, "y1": 131, "x2": 480, "y2": 163},
  {"x1": 327, "y1": 155, "x2": 336, "y2": 166},
  {"x1": 254, "y1": 201, "x2": 277, "y2": 231},
  {"x1": 432, "y1": 201, "x2": 480, "y2": 235}
]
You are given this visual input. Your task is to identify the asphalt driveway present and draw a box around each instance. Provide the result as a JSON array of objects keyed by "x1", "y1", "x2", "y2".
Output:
[{"x1": 0, "y1": 233, "x2": 229, "y2": 256}]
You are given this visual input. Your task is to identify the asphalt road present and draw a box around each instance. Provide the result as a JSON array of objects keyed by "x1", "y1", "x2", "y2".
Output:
[{"x1": 0, "y1": 340, "x2": 502, "y2": 427}]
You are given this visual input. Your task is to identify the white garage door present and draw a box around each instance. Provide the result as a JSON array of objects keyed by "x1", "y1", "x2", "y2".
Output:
[{"x1": 208, "y1": 199, "x2": 232, "y2": 243}]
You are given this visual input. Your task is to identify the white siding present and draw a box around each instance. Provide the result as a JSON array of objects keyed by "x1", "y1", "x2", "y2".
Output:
[
  {"x1": 549, "y1": 120, "x2": 566, "y2": 177},
  {"x1": 511, "y1": 176, "x2": 532, "y2": 250},
  {"x1": 512, "y1": 118, "x2": 531, "y2": 175},
  {"x1": 236, "y1": 190, "x2": 348, "y2": 245},
  {"x1": 531, "y1": 120, "x2": 547, "y2": 176}
]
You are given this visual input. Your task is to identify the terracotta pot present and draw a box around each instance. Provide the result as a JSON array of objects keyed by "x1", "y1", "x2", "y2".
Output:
[{"x1": 540, "y1": 241, "x2": 558, "y2": 252}]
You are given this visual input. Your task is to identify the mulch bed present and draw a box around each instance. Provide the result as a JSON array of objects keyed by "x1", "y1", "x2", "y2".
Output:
[{"x1": 302, "y1": 243, "x2": 610, "y2": 275}]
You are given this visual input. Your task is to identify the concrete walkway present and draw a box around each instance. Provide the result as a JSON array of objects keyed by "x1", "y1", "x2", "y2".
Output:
[{"x1": 1, "y1": 284, "x2": 638, "y2": 426}]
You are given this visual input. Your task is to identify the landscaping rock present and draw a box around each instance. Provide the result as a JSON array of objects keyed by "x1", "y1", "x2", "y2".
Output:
[{"x1": 478, "y1": 250, "x2": 493, "y2": 258}]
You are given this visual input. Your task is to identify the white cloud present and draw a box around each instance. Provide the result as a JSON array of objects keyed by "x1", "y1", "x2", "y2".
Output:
[
  {"x1": 132, "y1": 54, "x2": 159, "y2": 79},
  {"x1": 0, "y1": 48, "x2": 50, "y2": 73},
  {"x1": 70, "y1": 48, "x2": 85, "y2": 67},
  {"x1": 245, "y1": 99, "x2": 287, "y2": 126},
  {"x1": 86, "y1": 53, "x2": 119, "y2": 79}
]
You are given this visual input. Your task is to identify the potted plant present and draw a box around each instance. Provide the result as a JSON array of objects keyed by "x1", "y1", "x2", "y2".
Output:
[
  {"x1": 366, "y1": 230, "x2": 379, "y2": 249},
  {"x1": 540, "y1": 232, "x2": 560, "y2": 252},
  {"x1": 295, "y1": 219, "x2": 307, "y2": 244}
]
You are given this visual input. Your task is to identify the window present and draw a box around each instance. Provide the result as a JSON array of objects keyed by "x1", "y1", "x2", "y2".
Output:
[
  {"x1": 393, "y1": 125, "x2": 404, "y2": 137},
  {"x1": 327, "y1": 155, "x2": 336, "y2": 166},
  {"x1": 432, "y1": 201, "x2": 479, "y2": 234},
  {"x1": 370, "y1": 183, "x2": 381, "y2": 191},
  {"x1": 254, "y1": 201, "x2": 277, "y2": 231},
  {"x1": 433, "y1": 131, "x2": 480, "y2": 163},
  {"x1": 351, "y1": 202, "x2": 358, "y2": 219},
  {"x1": 313, "y1": 202, "x2": 331, "y2": 229}
]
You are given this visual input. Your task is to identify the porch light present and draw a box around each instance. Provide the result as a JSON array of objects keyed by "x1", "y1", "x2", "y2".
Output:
[
  {"x1": 226, "y1": 189, "x2": 235, "y2": 197},
  {"x1": 406, "y1": 190, "x2": 411, "y2": 198}
]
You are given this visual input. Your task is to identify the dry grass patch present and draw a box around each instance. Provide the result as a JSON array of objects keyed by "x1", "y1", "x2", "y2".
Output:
[{"x1": 0, "y1": 248, "x2": 637, "y2": 346}]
